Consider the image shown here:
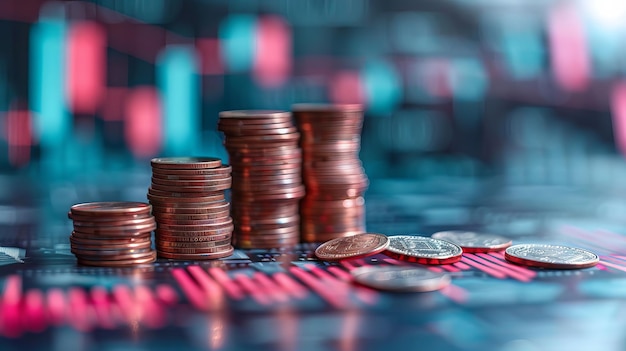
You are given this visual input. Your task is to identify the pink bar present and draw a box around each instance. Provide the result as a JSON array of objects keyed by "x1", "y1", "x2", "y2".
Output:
[
  {"x1": 599, "y1": 256, "x2": 626, "y2": 268},
  {"x1": 91, "y1": 286, "x2": 115, "y2": 329},
  {"x1": 460, "y1": 256, "x2": 507, "y2": 279},
  {"x1": 112, "y1": 285, "x2": 136, "y2": 325},
  {"x1": 382, "y1": 258, "x2": 407, "y2": 265},
  {"x1": 289, "y1": 267, "x2": 347, "y2": 309},
  {"x1": 68, "y1": 288, "x2": 92, "y2": 332},
  {"x1": 440, "y1": 265, "x2": 460, "y2": 273},
  {"x1": 453, "y1": 261, "x2": 471, "y2": 270},
  {"x1": 23, "y1": 289, "x2": 46, "y2": 333},
  {"x1": 208, "y1": 267, "x2": 244, "y2": 300},
  {"x1": 465, "y1": 254, "x2": 531, "y2": 282},
  {"x1": 272, "y1": 272, "x2": 309, "y2": 300},
  {"x1": 305, "y1": 264, "x2": 378, "y2": 306},
  {"x1": 598, "y1": 260, "x2": 626, "y2": 273},
  {"x1": 595, "y1": 263, "x2": 608, "y2": 271},
  {"x1": 340, "y1": 261, "x2": 358, "y2": 271},
  {"x1": 481, "y1": 253, "x2": 537, "y2": 279},
  {"x1": 155, "y1": 284, "x2": 178, "y2": 306},
  {"x1": 233, "y1": 274, "x2": 271, "y2": 306},
  {"x1": 171, "y1": 269, "x2": 209, "y2": 311},
  {"x1": 253, "y1": 272, "x2": 289, "y2": 304},
  {"x1": 46, "y1": 288, "x2": 66, "y2": 326},
  {"x1": 135, "y1": 285, "x2": 165, "y2": 329},
  {"x1": 326, "y1": 266, "x2": 353, "y2": 282},
  {"x1": 187, "y1": 266, "x2": 224, "y2": 309},
  {"x1": 1, "y1": 275, "x2": 23, "y2": 337},
  {"x1": 439, "y1": 284, "x2": 468, "y2": 303}
]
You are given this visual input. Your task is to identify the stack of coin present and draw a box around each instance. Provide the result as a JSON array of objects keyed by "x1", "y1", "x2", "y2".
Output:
[
  {"x1": 293, "y1": 104, "x2": 369, "y2": 242},
  {"x1": 68, "y1": 202, "x2": 157, "y2": 266},
  {"x1": 218, "y1": 110, "x2": 305, "y2": 248},
  {"x1": 148, "y1": 157, "x2": 234, "y2": 260}
]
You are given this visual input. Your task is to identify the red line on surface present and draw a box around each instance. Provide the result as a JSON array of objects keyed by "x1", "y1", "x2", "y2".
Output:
[
  {"x1": 46, "y1": 288, "x2": 66, "y2": 327},
  {"x1": 465, "y1": 254, "x2": 531, "y2": 282},
  {"x1": 1, "y1": 275, "x2": 23, "y2": 337},
  {"x1": 135, "y1": 285, "x2": 165, "y2": 329},
  {"x1": 306, "y1": 264, "x2": 378, "y2": 306},
  {"x1": 187, "y1": 266, "x2": 224, "y2": 309},
  {"x1": 481, "y1": 253, "x2": 537, "y2": 279},
  {"x1": 112, "y1": 285, "x2": 137, "y2": 325},
  {"x1": 208, "y1": 267, "x2": 245, "y2": 300},
  {"x1": 289, "y1": 267, "x2": 347, "y2": 309},
  {"x1": 253, "y1": 272, "x2": 289, "y2": 304},
  {"x1": 453, "y1": 261, "x2": 471, "y2": 270},
  {"x1": 439, "y1": 284, "x2": 468, "y2": 303},
  {"x1": 440, "y1": 265, "x2": 460, "y2": 272},
  {"x1": 68, "y1": 288, "x2": 92, "y2": 332},
  {"x1": 598, "y1": 260, "x2": 626, "y2": 273},
  {"x1": 272, "y1": 272, "x2": 309, "y2": 300},
  {"x1": 233, "y1": 274, "x2": 271, "y2": 306},
  {"x1": 155, "y1": 284, "x2": 178, "y2": 306},
  {"x1": 90, "y1": 286, "x2": 115, "y2": 329},
  {"x1": 172, "y1": 268, "x2": 209, "y2": 311},
  {"x1": 23, "y1": 289, "x2": 46, "y2": 333},
  {"x1": 461, "y1": 256, "x2": 507, "y2": 279}
]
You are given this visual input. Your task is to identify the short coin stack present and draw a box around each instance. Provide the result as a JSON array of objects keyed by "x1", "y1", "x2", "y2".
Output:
[
  {"x1": 148, "y1": 157, "x2": 234, "y2": 260},
  {"x1": 68, "y1": 202, "x2": 157, "y2": 266},
  {"x1": 218, "y1": 110, "x2": 305, "y2": 248},
  {"x1": 293, "y1": 104, "x2": 369, "y2": 242}
]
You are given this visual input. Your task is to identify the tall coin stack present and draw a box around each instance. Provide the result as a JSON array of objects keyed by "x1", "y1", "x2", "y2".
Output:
[
  {"x1": 218, "y1": 110, "x2": 305, "y2": 248},
  {"x1": 148, "y1": 157, "x2": 235, "y2": 260},
  {"x1": 293, "y1": 104, "x2": 369, "y2": 242},
  {"x1": 68, "y1": 202, "x2": 157, "y2": 266}
]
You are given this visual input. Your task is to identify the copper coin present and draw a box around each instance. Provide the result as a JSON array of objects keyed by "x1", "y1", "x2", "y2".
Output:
[
  {"x1": 71, "y1": 247, "x2": 154, "y2": 257},
  {"x1": 292, "y1": 103, "x2": 363, "y2": 113},
  {"x1": 156, "y1": 221, "x2": 234, "y2": 232},
  {"x1": 70, "y1": 237, "x2": 152, "y2": 250},
  {"x1": 301, "y1": 230, "x2": 366, "y2": 243},
  {"x1": 314, "y1": 233, "x2": 389, "y2": 261},
  {"x1": 73, "y1": 222, "x2": 157, "y2": 235},
  {"x1": 74, "y1": 249, "x2": 156, "y2": 261},
  {"x1": 504, "y1": 244, "x2": 599, "y2": 269},
  {"x1": 301, "y1": 197, "x2": 365, "y2": 208},
  {"x1": 156, "y1": 244, "x2": 233, "y2": 255},
  {"x1": 222, "y1": 126, "x2": 298, "y2": 136},
  {"x1": 219, "y1": 110, "x2": 290, "y2": 120},
  {"x1": 384, "y1": 235, "x2": 463, "y2": 265},
  {"x1": 71, "y1": 217, "x2": 156, "y2": 228},
  {"x1": 151, "y1": 176, "x2": 231, "y2": 187},
  {"x1": 151, "y1": 165, "x2": 232, "y2": 176},
  {"x1": 158, "y1": 246, "x2": 234, "y2": 260},
  {"x1": 69, "y1": 235, "x2": 152, "y2": 246},
  {"x1": 156, "y1": 233, "x2": 231, "y2": 242},
  {"x1": 235, "y1": 214, "x2": 299, "y2": 226},
  {"x1": 431, "y1": 231, "x2": 513, "y2": 253},
  {"x1": 231, "y1": 191, "x2": 305, "y2": 202},
  {"x1": 70, "y1": 202, "x2": 152, "y2": 217},
  {"x1": 67, "y1": 211, "x2": 152, "y2": 222},
  {"x1": 152, "y1": 210, "x2": 230, "y2": 221},
  {"x1": 155, "y1": 238, "x2": 231, "y2": 248},
  {"x1": 147, "y1": 193, "x2": 224, "y2": 203},
  {"x1": 151, "y1": 157, "x2": 222, "y2": 169},
  {"x1": 71, "y1": 231, "x2": 152, "y2": 240},
  {"x1": 150, "y1": 182, "x2": 231, "y2": 193},
  {"x1": 155, "y1": 228, "x2": 233, "y2": 238},
  {"x1": 151, "y1": 203, "x2": 230, "y2": 214},
  {"x1": 218, "y1": 120, "x2": 294, "y2": 130},
  {"x1": 77, "y1": 251, "x2": 157, "y2": 267},
  {"x1": 156, "y1": 216, "x2": 232, "y2": 226}
]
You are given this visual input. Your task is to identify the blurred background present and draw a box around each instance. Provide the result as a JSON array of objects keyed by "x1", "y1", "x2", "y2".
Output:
[{"x1": 2, "y1": 0, "x2": 626, "y2": 246}]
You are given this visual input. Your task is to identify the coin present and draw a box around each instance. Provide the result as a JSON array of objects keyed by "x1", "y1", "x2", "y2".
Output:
[
  {"x1": 384, "y1": 235, "x2": 463, "y2": 265},
  {"x1": 504, "y1": 244, "x2": 599, "y2": 269},
  {"x1": 150, "y1": 157, "x2": 222, "y2": 169},
  {"x1": 431, "y1": 231, "x2": 512, "y2": 253},
  {"x1": 77, "y1": 251, "x2": 157, "y2": 267},
  {"x1": 350, "y1": 266, "x2": 451, "y2": 292},
  {"x1": 158, "y1": 246, "x2": 235, "y2": 260},
  {"x1": 70, "y1": 202, "x2": 152, "y2": 217},
  {"x1": 314, "y1": 233, "x2": 389, "y2": 261}
]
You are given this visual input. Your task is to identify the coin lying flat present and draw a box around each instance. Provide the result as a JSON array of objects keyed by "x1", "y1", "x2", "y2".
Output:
[
  {"x1": 384, "y1": 235, "x2": 463, "y2": 265},
  {"x1": 351, "y1": 266, "x2": 451, "y2": 292},
  {"x1": 315, "y1": 233, "x2": 389, "y2": 261},
  {"x1": 431, "y1": 231, "x2": 512, "y2": 253},
  {"x1": 504, "y1": 244, "x2": 599, "y2": 269}
]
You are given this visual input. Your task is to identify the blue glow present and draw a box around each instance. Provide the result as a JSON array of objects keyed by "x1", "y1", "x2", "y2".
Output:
[
  {"x1": 449, "y1": 58, "x2": 488, "y2": 101},
  {"x1": 157, "y1": 45, "x2": 200, "y2": 156},
  {"x1": 362, "y1": 60, "x2": 401, "y2": 117},
  {"x1": 502, "y1": 29, "x2": 543, "y2": 79},
  {"x1": 219, "y1": 14, "x2": 256, "y2": 72},
  {"x1": 29, "y1": 17, "x2": 69, "y2": 146}
]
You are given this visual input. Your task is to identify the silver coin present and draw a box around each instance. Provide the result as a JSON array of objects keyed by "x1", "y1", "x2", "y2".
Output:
[
  {"x1": 504, "y1": 244, "x2": 599, "y2": 269},
  {"x1": 351, "y1": 266, "x2": 451, "y2": 292},
  {"x1": 384, "y1": 235, "x2": 463, "y2": 264},
  {"x1": 431, "y1": 231, "x2": 512, "y2": 253}
]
